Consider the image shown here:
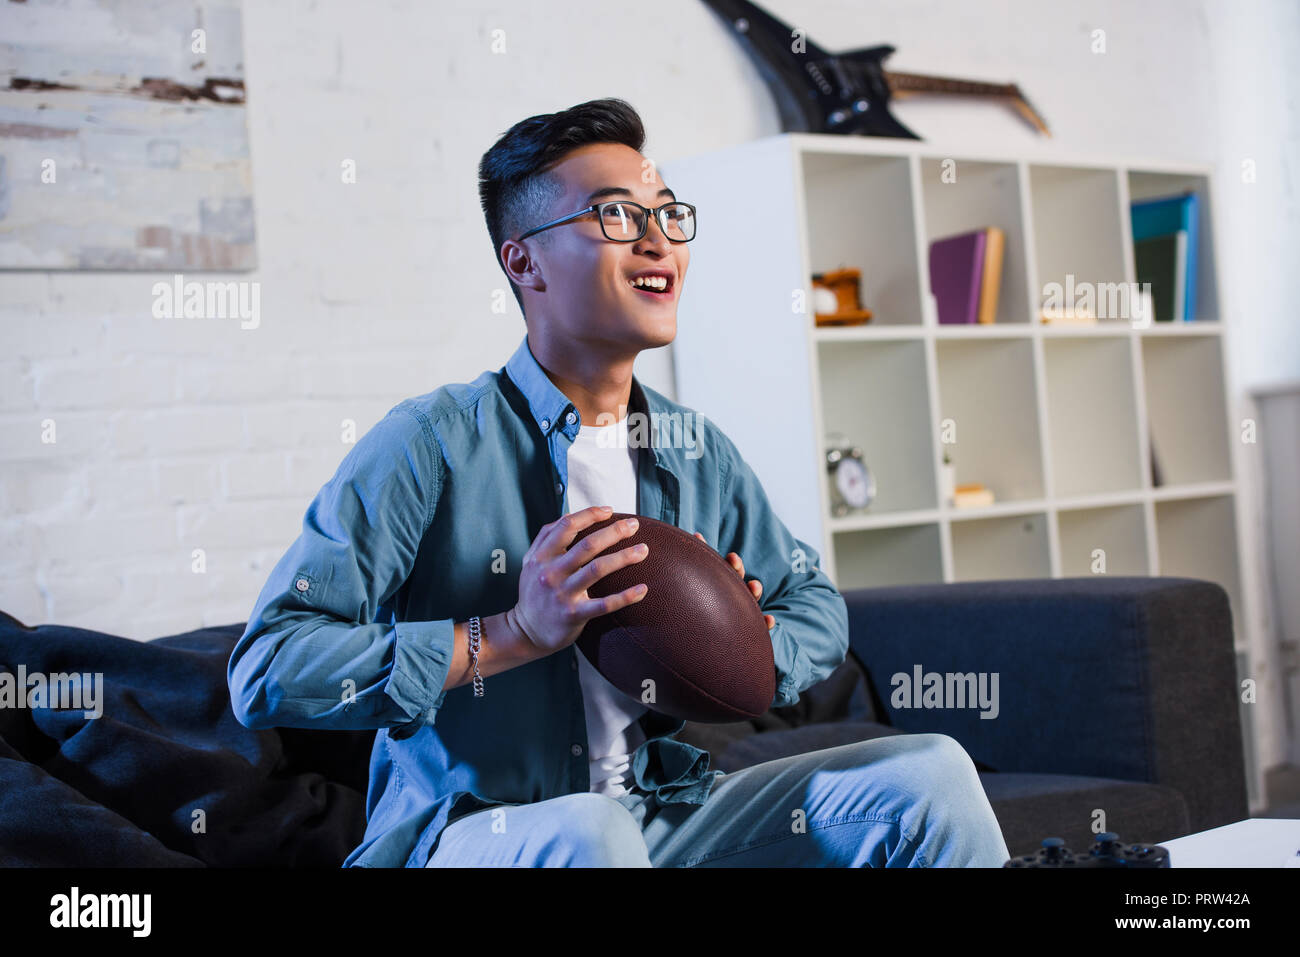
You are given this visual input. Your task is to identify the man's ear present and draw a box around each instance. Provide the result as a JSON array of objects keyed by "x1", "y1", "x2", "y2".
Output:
[{"x1": 502, "y1": 239, "x2": 546, "y2": 294}]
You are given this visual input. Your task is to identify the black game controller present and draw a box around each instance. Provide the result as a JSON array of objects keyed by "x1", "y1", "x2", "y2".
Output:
[{"x1": 1004, "y1": 832, "x2": 1171, "y2": 868}]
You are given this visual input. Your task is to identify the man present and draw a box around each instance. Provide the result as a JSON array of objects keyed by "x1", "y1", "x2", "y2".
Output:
[{"x1": 228, "y1": 97, "x2": 1010, "y2": 867}]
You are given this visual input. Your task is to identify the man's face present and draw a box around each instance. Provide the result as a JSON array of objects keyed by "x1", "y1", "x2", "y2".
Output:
[{"x1": 509, "y1": 142, "x2": 689, "y2": 355}]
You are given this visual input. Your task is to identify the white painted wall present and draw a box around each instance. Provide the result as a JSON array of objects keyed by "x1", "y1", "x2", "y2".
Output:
[{"x1": 2, "y1": 0, "x2": 1296, "y2": 679}]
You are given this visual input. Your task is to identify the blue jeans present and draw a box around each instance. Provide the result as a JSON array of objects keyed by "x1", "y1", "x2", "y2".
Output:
[{"x1": 425, "y1": 733, "x2": 1010, "y2": 867}]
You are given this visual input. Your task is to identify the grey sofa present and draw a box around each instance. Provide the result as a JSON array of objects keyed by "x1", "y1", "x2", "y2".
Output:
[
  {"x1": 0, "y1": 576, "x2": 1248, "y2": 865},
  {"x1": 676, "y1": 576, "x2": 1251, "y2": 858}
]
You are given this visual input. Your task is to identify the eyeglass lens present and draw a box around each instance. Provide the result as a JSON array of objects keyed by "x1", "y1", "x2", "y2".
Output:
[{"x1": 599, "y1": 202, "x2": 694, "y2": 242}]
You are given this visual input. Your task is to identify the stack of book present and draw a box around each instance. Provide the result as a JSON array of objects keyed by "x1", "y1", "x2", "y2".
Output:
[
  {"x1": 1131, "y1": 192, "x2": 1199, "y2": 322},
  {"x1": 928, "y1": 227, "x2": 1005, "y2": 325}
]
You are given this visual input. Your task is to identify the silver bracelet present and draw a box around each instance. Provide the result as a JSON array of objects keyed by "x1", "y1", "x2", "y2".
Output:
[{"x1": 468, "y1": 615, "x2": 484, "y2": 697}]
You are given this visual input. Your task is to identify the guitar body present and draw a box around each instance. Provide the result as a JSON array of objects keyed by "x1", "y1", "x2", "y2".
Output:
[
  {"x1": 701, "y1": 0, "x2": 1050, "y2": 140},
  {"x1": 703, "y1": 0, "x2": 921, "y2": 138}
]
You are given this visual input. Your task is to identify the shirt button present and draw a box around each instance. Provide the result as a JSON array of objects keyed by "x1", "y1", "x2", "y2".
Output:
[
  {"x1": 565, "y1": 411, "x2": 577, "y2": 425},
  {"x1": 295, "y1": 578, "x2": 310, "y2": 592},
  {"x1": 555, "y1": 482, "x2": 563, "y2": 494},
  {"x1": 571, "y1": 743, "x2": 583, "y2": 756},
  {"x1": 540, "y1": 418, "x2": 550, "y2": 431}
]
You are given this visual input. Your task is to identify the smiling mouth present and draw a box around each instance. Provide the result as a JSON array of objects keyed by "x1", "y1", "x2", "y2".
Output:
[{"x1": 627, "y1": 277, "x2": 675, "y2": 299}]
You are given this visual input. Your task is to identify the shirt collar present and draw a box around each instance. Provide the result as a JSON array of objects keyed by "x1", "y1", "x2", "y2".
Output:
[{"x1": 503, "y1": 332, "x2": 660, "y2": 466}]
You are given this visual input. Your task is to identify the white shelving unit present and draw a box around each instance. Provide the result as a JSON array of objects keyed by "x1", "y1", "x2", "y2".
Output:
[{"x1": 664, "y1": 133, "x2": 1260, "y2": 808}]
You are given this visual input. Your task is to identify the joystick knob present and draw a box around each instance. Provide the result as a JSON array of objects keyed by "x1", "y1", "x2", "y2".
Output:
[{"x1": 1094, "y1": 832, "x2": 1122, "y2": 855}]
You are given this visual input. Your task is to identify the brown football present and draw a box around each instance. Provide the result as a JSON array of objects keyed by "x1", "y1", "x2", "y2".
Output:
[{"x1": 569, "y1": 513, "x2": 776, "y2": 724}]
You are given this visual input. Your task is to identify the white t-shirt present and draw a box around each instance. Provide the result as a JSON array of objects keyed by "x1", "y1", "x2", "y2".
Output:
[{"x1": 564, "y1": 411, "x2": 648, "y2": 797}]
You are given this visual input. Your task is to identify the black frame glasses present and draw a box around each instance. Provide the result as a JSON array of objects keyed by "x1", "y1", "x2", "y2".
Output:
[{"x1": 514, "y1": 200, "x2": 697, "y2": 244}]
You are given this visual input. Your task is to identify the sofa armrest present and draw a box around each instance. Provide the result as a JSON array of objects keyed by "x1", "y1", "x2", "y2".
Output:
[{"x1": 841, "y1": 576, "x2": 1248, "y2": 832}]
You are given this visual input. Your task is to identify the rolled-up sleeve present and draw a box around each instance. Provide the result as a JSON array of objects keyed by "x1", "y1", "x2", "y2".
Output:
[
  {"x1": 715, "y1": 434, "x2": 849, "y2": 709},
  {"x1": 228, "y1": 404, "x2": 455, "y2": 732}
]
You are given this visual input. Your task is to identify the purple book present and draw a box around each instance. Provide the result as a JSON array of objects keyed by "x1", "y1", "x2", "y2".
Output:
[{"x1": 929, "y1": 230, "x2": 987, "y2": 325}]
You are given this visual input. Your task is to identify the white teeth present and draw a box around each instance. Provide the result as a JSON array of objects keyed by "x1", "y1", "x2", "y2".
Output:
[{"x1": 630, "y1": 276, "x2": 668, "y2": 290}]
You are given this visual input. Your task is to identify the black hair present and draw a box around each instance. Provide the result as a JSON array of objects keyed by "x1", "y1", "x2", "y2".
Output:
[{"x1": 478, "y1": 97, "x2": 647, "y2": 318}]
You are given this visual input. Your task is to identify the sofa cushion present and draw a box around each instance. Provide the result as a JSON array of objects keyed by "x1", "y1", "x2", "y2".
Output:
[
  {"x1": 981, "y1": 772, "x2": 1192, "y2": 859},
  {"x1": 758, "y1": 653, "x2": 879, "y2": 730},
  {"x1": 841, "y1": 577, "x2": 1247, "y2": 837}
]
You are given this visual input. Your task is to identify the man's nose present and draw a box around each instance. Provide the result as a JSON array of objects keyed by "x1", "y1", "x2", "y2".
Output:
[{"x1": 635, "y1": 215, "x2": 672, "y2": 252}]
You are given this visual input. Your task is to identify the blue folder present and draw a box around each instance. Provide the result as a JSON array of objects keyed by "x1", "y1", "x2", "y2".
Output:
[{"x1": 1131, "y1": 192, "x2": 1199, "y2": 320}]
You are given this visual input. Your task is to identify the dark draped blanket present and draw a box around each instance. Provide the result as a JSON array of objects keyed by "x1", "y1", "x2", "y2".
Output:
[{"x1": 0, "y1": 611, "x2": 374, "y2": 867}]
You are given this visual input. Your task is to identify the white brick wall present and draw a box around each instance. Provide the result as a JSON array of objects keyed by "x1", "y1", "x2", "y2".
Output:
[{"x1": 2, "y1": 0, "x2": 1297, "y2": 648}]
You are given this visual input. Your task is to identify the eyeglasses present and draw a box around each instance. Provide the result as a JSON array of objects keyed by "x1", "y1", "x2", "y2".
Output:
[{"x1": 515, "y1": 200, "x2": 697, "y2": 244}]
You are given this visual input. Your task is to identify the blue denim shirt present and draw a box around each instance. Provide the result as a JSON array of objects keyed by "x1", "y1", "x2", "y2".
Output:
[{"x1": 228, "y1": 333, "x2": 849, "y2": 867}]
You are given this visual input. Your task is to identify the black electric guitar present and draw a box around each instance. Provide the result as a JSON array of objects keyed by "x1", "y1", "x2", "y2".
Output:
[{"x1": 702, "y1": 0, "x2": 1050, "y2": 139}]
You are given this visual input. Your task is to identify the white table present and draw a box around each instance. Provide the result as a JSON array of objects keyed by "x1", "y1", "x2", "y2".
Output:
[{"x1": 1161, "y1": 818, "x2": 1300, "y2": 867}]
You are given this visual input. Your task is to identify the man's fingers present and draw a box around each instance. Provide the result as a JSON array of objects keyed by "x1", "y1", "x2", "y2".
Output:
[
  {"x1": 697, "y1": 535, "x2": 752, "y2": 587},
  {"x1": 695, "y1": 534, "x2": 766, "y2": 621},
  {"x1": 696, "y1": 532, "x2": 741, "y2": 574},
  {"x1": 539, "y1": 505, "x2": 615, "y2": 560}
]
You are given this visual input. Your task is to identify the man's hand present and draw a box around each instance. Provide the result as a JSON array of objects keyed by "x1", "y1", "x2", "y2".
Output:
[
  {"x1": 694, "y1": 532, "x2": 776, "y2": 631},
  {"x1": 511, "y1": 505, "x2": 649, "y2": 655}
]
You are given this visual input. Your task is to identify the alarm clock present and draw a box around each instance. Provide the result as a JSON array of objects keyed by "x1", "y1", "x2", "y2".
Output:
[{"x1": 825, "y1": 435, "x2": 876, "y2": 516}]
